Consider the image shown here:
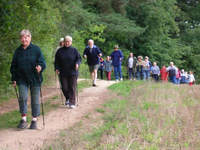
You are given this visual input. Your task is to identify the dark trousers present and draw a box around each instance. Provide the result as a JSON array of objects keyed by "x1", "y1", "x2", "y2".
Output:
[
  {"x1": 60, "y1": 75, "x2": 77, "y2": 105},
  {"x1": 98, "y1": 69, "x2": 104, "y2": 79},
  {"x1": 152, "y1": 74, "x2": 159, "y2": 81},
  {"x1": 169, "y1": 76, "x2": 176, "y2": 84},
  {"x1": 128, "y1": 68, "x2": 135, "y2": 79}
]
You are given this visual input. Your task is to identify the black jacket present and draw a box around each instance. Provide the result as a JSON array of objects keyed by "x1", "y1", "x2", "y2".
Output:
[{"x1": 55, "y1": 46, "x2": 81, "y2": 76}]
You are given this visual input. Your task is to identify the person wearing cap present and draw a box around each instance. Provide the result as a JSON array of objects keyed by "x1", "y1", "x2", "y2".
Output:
[
  {"x1": 55, "y1": 35, "x2": 81, "y2": 109},
  {"x1": 110, "y1": 45, "x2": 124, "y2": 81},
  {"x1": 83, "y1": 39, "x2": 102, "y2": 86},
  {"x1": 10, "y1": 29, "x2": 46, "y2": 129}
]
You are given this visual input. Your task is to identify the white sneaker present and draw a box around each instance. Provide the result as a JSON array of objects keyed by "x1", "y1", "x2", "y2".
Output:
[
  {"x1": 115, "y1": 79, "x2": 119, "y2": 82},
  {"x1": 65, "y1": 100, "x2": 70, "y2": 106},
  {"x1": 120, "y1": 78, "x2": 123, "y2": 81},
  {"x1": 70, "y1": 105, "x2": 76, "y2": 109}
]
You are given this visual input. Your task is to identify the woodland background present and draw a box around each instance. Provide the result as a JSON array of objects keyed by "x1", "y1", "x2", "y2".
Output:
[{"x1": 0, "y1": 0, "x2": 200, "y2": 96}]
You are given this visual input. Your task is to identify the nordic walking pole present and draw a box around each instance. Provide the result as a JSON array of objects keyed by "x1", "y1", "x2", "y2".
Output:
[
  {"x1": 38, "y1": 72, "x2": 45, "y2": 128},
  {"x1": 57, "y1": 74, "x2": 64, "y2": 105},
  {"x1": 76, "y1": 76, "x2": 79, "y2": 106},
  {"x1": 14, "y1": 85, "x2": 19, "y2": 100},
  {"x1": 55, "y1": 72, "x2": 64, "y2": 105}
]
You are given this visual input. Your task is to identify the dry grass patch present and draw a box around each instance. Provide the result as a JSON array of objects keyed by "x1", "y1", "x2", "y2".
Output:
[{"x1": 42, "y1": 81, "x2": 200, "y2": 150}]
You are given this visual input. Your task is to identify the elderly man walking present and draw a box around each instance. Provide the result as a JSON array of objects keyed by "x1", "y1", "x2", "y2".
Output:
[
  {"x1": 55, "y1": 36, "x2": 81, "y2": 109},
  {"x1": 83, "y1": 39, "x2": 102, "y2": 86},
  {"x1": 10, "y1": 29, "x2": 46, "y2": 129}
]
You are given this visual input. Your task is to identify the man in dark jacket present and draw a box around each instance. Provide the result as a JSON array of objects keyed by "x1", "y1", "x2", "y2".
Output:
[
  {"x1": 55, "y1": 35, "x2": 81, "y2": 109},
  {"x1": 83, "y1": 39, "x2": 102, "y2": 86},
  {"x1": 10, "y1": 29, "x2": 46, "y2": 129}
]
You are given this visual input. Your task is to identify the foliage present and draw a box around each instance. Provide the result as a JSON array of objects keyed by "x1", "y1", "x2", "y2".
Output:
[
  {"x1": 0, "y1": 0, "x2": 200, "y2": 101},
  {"x1": 0, "y1": 0, "x2": 61, "y2": 97}
]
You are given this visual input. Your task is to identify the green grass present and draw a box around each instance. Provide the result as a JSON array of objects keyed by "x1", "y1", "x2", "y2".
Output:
[
  {"x1": 77, "y1": 79, "x2": 91, "y2": 92},
  {"x1": 42, "y1": 81, "x2": 200, "y2": 150},
  {"x1": 0, "y1": 85, "x2": 16, "y2": 104},
  {"x1": 108, "y1": 80, "x2": 144, "y2": 96}
]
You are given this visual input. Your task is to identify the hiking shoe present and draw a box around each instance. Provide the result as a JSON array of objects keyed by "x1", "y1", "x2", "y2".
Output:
[
  {"x1": 69, "y1": 105, "x2": 76, "y2": 109},
  {"x1": 30, "y1": 121, "x2": 37, "y2": 129},
  {"x1": 17, "y1": 120, "x2": 28, "y2": 129}
]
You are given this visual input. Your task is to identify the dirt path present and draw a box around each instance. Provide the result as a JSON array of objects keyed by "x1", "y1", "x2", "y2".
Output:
[
  {"x1": 0, "y1": 79, "x2": 85, "y2": 115},
  {"x1": 0, "y1": 80, "x2": 115, "y2": 150}
]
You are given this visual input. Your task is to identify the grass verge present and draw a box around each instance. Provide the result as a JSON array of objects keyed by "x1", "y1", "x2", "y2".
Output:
[{"x1": 42, "y1": 81, "x2": 200, "y2": 150}]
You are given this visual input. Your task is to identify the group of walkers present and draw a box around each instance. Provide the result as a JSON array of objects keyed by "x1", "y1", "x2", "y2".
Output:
[
  {"x1": 97, "y1": 51, "x2": 196, "y2": 86},
  {"x1": 10, "y1": 29, "x2": 196, "y2": 130}
]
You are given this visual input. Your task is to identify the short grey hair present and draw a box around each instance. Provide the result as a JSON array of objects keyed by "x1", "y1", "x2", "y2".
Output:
[
  {"x1": 170, "y1": 62, "x2": 174, "y2": 65},
  {"x1": 20, "y1": 29, "x2": 31, "y2": 37},
  {"x1": 88, "y1": 39, "x2": 94, "y2": 44},
  {"x1": 65, "y1": 35, "x2": 72, "y2": 42}
]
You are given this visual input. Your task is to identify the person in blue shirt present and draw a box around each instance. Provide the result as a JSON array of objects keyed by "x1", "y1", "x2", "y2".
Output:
[
  {"x1": 150, "y1": 62, "x2": 160, "y2": 81},
  {"x1": 83, "y1": 39, "x2": 102, "y2": 86},
  {"x1": 110, "y1": 45, "x2": 124, "y2": 81}
]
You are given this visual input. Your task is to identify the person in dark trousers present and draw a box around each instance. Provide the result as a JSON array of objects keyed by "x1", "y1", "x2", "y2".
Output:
[
  {"x1": 111, "y1": 45, "x2": 124, "y2": 81},
  {"x1": 98, "y1": 57, "x2": 105, "y2": 79},
  {"x1": 55, "y1": 35, "x2": 81, "y2": 109},
  {"x1": 10, "y1": 29, "x2": 46, "y2": 129},
  {"x1": 83, "y1": 39, "x2": 102, "y2": 86},
  {"x1": 127, "y1": 53, "x2": 137, "y2": 80}
]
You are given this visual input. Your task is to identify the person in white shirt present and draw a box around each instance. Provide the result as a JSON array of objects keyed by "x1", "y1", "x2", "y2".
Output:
[
  {"x1": 127, "y1": 53, "x2": 136, "y2": 80},
  {"x1": 188, "y1": 71, "x2": 195, "y2": 86}
]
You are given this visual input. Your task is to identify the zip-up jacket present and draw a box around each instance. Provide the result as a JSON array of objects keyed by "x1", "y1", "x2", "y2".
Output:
[
  {"x1": 111, "y1": 50, "x2": 123, "y2": 66},
  {"x1": 55, "y1": 46, "x2": 81, "y2": 77},
  {"x1": 10, "y1": 43, "x2": 46, "y2": 86}
]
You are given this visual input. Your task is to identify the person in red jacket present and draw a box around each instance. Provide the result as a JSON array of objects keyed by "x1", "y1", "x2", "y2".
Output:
[{"x1": 160, "y1": 65, "x2": 168, "y2": 82}]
